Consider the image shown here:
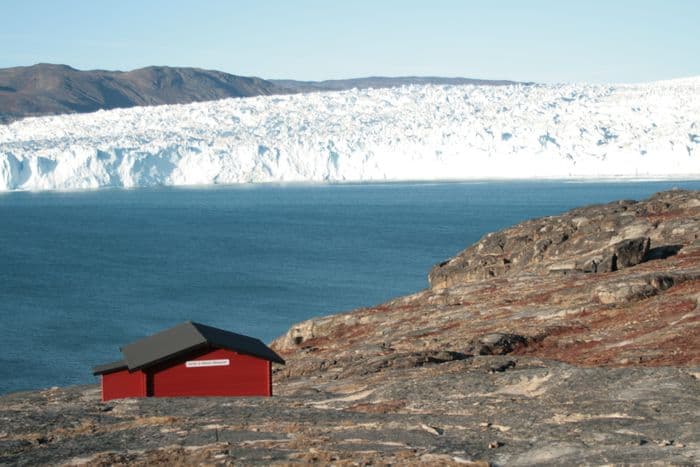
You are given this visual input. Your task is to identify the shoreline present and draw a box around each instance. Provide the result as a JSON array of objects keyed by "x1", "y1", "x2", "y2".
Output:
[
  {"x1": 2, "y1": 175, "x2": 700, "y2": 195},
  {"x1": 2, "y1": 184, "x2": 700, "y2": 397}
]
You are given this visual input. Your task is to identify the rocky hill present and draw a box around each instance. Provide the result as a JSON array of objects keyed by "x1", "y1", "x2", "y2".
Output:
[
  {"x1": 0, "y1": 64, "x2": 282, "y2": 123},
  {"x1": 1, "y1": 190, "x2": 698, "y2": 465},
  {"x1": 0, "y1": 64, "x2": 518, "y2": 123},
  {"x1": 273, "y1": 189, "x2": 700, "y2": 372}
]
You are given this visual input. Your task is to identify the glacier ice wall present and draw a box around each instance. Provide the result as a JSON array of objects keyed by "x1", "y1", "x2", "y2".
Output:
[{"x1": 1, "y1": 78, "x2": 699, "y2": 191}]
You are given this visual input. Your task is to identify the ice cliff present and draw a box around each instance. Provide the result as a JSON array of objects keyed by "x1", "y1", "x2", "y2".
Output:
[{"x1": 1, "y1": 77, "x2": 699, "y2": 191}]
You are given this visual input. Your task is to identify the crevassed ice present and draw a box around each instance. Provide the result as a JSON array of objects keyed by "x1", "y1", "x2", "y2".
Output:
[{"x1": 1, "y1": 78, "x2": 699, "y2": 191}]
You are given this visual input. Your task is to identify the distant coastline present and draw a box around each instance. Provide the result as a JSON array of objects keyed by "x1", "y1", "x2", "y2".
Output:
[{"x1": 3, "y1": 176, "x2": 700, "y2": 196}]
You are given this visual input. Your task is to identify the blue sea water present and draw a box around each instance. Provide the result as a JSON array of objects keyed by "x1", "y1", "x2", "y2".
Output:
[{"x1": 1, "y1": 180, "x2": 699, "y2": 395}]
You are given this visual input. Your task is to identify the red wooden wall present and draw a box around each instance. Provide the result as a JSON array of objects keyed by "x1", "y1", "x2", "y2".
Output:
[
  {"x1": 100, "y1": 348, "x2": 272, "y2": 400},
  {"x1": 147, "y1": 348, "x2": 271, "y2": 397},
  {"x1": 101, "y1": 368, "x2": 146, "y2": 401}
]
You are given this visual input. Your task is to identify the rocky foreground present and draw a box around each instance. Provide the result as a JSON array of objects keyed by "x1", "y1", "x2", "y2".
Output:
[{"x1": 2, "y1": 189, "x2": 699, "y2": 466}]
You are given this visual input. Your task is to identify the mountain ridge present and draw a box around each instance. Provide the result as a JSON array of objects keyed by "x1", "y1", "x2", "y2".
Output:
[{"x1": 0, "y1": 63, "x2": 521, "y2": 123}]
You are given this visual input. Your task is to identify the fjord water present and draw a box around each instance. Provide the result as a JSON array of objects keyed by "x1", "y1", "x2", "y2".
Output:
[{"x1": 2, "y1": 180, "x2": 700, "y2": 394}]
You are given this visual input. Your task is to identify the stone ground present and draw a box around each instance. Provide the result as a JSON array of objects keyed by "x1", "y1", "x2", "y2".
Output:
[
  {"x1": 2, "y1": 189, "x2": 699, "y2": 466},
  {"x1": 1, "y1": 358, "x2": 698, "y2": 465}
]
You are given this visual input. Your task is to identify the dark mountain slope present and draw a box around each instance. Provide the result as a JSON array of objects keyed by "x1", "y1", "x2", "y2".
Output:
[
  {"x1": 0, "y1": 64, "x2": 280, "y2": 122},
  {"x1": 0, "y1": 64, "x2": 522, "y2": 123}
]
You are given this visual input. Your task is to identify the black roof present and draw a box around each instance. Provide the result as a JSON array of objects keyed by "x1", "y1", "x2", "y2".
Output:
[
  {"x1": 93, "y1": 321, "x2": 284, "y2": 375},
  {"x1": 92, "y1": 360, "x2": 127, "y2": 375}
]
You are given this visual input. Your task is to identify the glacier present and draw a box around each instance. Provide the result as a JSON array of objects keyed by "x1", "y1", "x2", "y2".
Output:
[{"x1": 1, "y1": 77, "x2": 699, "y2": 191}]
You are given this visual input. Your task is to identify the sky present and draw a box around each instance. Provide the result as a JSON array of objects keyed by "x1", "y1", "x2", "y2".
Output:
[{"x1": 2, "y1": 0, "x2": 699, "y2": 84}]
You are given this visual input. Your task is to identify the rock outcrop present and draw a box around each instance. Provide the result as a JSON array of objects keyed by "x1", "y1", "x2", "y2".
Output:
[
  {"x1": 2, "y1": 189, "x2": 699, "y2": 465},
  {"x1": 273, "y1": 190, "x2": 700, "y2": 374},
  {"x1": 428, "y1": 191, "x2": 694, "y2": 288}
]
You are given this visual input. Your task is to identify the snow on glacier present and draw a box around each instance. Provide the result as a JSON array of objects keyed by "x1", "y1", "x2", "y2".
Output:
[{"x1": 1, "y1": 77, "x2": 699, "y2": 191}]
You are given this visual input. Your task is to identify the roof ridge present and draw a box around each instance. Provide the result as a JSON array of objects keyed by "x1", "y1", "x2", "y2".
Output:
[{"x1": 189, "y1": 321, "x2": 207, "y2": 341}]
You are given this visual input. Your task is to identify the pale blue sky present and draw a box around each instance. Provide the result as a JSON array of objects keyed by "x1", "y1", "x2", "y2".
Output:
[{"x1": 3, "y1": 0, "x2": 698, "y2": 83}]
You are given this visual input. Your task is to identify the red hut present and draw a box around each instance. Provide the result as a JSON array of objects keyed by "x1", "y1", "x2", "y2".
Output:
[{"x1": 93, "y1": 321, "x2": 285, "y2": 402}]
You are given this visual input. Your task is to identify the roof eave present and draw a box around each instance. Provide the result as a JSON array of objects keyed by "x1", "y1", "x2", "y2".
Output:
[
  {"x1": 92, "y1": 359, "x2": 128, "y2": 375},
  {"x1": 215, "y1": 346, "x2": 286, "y2": 365}
]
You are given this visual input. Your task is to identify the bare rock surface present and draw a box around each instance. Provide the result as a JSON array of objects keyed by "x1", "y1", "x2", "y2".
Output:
[
  {"x1": 428, "y1": 190, "x2": 694, "y2": 288},
  {"x1": 2, "y1": 189, "x2": 699, "y2": 465},
  {"x1": 1, "y1": 360, "x2": 698, "y2": 466},
  {"x1": 274, "y1": 190, "x2": 700, "y2": 373}
]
